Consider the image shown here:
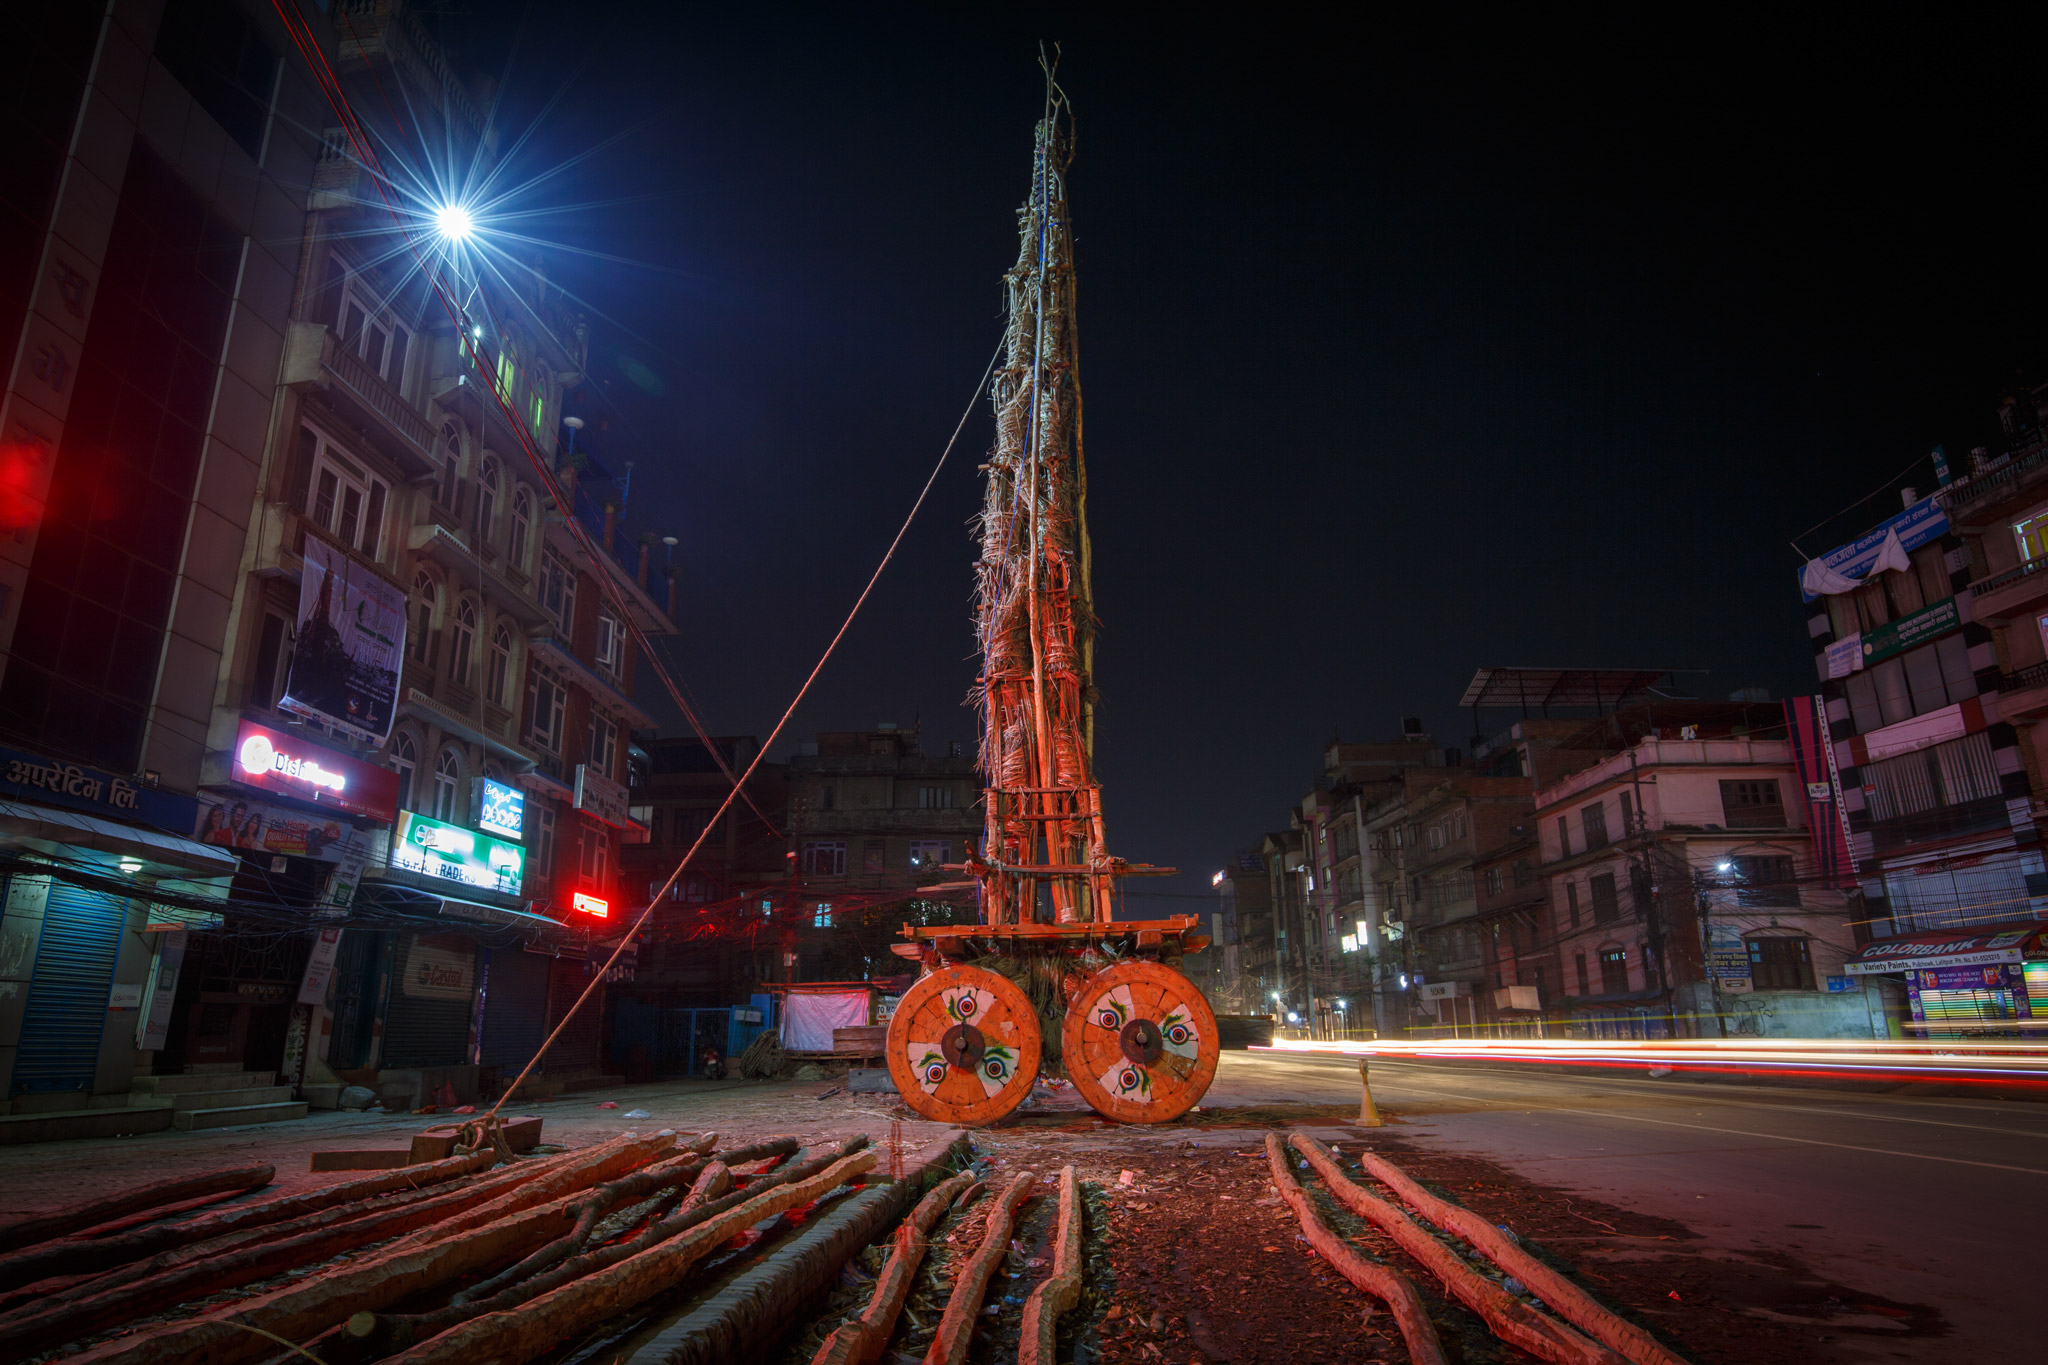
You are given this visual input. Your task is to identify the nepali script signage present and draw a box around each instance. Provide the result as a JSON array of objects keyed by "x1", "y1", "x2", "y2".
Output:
[
  {"x1": 1799, "y1": 496, "x2": 1950, "y2": 602},
  {"x1": 280, "y1": 534, "x2": 406, "y2": 743},
  {"x1": 0, "y1": 745, "x2": 197, "y2": 835},
  {"x1": 1862, "y1": 597, "x2": 1961, "y2": 668}
]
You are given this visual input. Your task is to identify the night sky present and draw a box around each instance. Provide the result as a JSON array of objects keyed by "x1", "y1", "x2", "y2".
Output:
[{"x1": 423, "y1": 7, "x2": 2045, "y2": 906}]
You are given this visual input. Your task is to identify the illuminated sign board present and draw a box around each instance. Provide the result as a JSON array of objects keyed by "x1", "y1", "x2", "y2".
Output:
[
  {"x1": 476, "y1": 778, "x2": 525, "y2": 841},
  {"x1": 571, "y1": 891, "x2": 610, "y2": 919},
  {"x1": 231, "y1": 721, "x2": 399, "y2": 823},
  {"x1": 392, "y1": 810, "x2": 524, "y2": 896}
]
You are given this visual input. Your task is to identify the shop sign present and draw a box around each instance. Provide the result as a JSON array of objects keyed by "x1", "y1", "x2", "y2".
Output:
[
  {"x1": 1800, "y1": 495, "x2": 1949, "y2": 601},
  {"x1": 195, "y1": 790, "x2": 366, "y2": 861},
  {"x1": 298, "y1": 928, "x2": 344, "y2": 1005},
  {"x1": 401, "y1": 937, "x2": 476, "y2": 1000},
  {"x1": 1824, "y1": 634, "x2": 1863, "y2": 679},
  {"x1": 1418, "y1": 981, "x2": 1468, "y2": 1000},
  {"x1": 1825, "y1": 975, "x2": 1858, "y2": 992},
  {"x1": 1720, "y1": 978, "x2": 1754, "y2": 994},
  {"x1": 107, "y1": 983, "x2": 143, "y2": 1010},
  {"x1": 574, "y1": 763, "x2": 630, "y2": 828},
  {"x1": 392, "y1": 810, "x2": 524, "y2": 896},
  {"x1": 1860, "y1": 597, "x2": 1960, "y2": 667},
  {"x1": 232, "y1": 720, "x2": 399, "y2": 823},
  {"x1": 476, "y1": 778, "x2": 525, "y2": 841},
  {"x1": 280, "y1": 534, "x2": 406, "y2": 742},
  {"x1": 572, "y1": 891, "x2": 610, "y2": 919},
  {"x1": 1708, "y1": 926, "x2": 1752, "y2": 979},
  {"x1": 0, "y1": 744, "x2": 197, "y2": 835},
  {"x1": 1855, "y1": 697, "x2": 1982, "y2": 765},
  {"x1": 1843, "y1": 927, "x2": 2036, "y2": 975}
]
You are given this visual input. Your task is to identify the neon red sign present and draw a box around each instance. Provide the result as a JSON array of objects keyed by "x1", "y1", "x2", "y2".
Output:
[{"x1": 572, "y1": 891, "x2": 610, "y2": 919}]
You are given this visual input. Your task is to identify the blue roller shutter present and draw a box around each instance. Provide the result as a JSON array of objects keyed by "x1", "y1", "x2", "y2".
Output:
[
  {"x1": 477, "y1": 948, "x2": 551, "y2": 1071},
  {"x1": 11, "y1": 879, "x2": 125, "y2": 1094}
]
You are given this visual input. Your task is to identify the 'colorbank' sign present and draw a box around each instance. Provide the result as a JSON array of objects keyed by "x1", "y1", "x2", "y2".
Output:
[{"x1": 232, "y1": 720, "x2": 399, "y2": 823}]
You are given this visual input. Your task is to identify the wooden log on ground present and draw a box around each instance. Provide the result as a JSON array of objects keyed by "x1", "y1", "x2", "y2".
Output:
[
  {"x1": 384, "y1": 1130, "x2": 686, "y2": 1254},
  {"x1": 0, "y1": 1165, "x2": 275, "y2": 1247},
  {"x1": 378, "y1": 1149, "x2": 881, "y2": 1365},
  {"x1": 812, "y1": 1168, "x2": 978, "y2": 1365},
  {"x1": 0, "y1": 1139, "x2": 683, "y2": 1359},
  {"x1": 1285, "y1": 1134, "x2": 1626, "y2": 1365},
  {"x1": 924, "y1": 1170, "x2": 1036, "y2": 1365},
  {"x1": 1344, "y1": 1146, "x2": 1689, "y2": 1365},
  {"x1": 58, "y1": 1132, "x2": 683, "y2": 1365},
  {"x1": 1263, "y1": 1134, "x2": 1447, "y2": 1365},
  {"x1": 1017, "y1": 1167, "x2": 1083, "y2": 1365},
  {"x1": 0, "y1": 1148, "x2": 502, "y2": 1289}
]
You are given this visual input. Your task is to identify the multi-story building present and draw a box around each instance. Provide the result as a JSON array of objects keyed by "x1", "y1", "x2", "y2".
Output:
[
  {"x1": 1533, "y1": 712, "x2": 1867, "y2": 1039},
  {"x1": 1206, "y1": 848, "x2": 1272, "y2": 1014},
  {"x1": 162, "y1": 2, "x2": 668, "y2": 1108},
  {"x1": 784, "y1": 724, "x2": 980, "y2": 979},
  {"x1": 0, "y1": 0, "x2": 332, "y2": 1126}
]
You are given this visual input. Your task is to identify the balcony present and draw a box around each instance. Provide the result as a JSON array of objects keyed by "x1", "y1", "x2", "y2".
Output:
[
  {"x1": 1999, "y1": 661, "x2": 2048, "y2": 722},
  {"x1": 407, "y1": 524, "x2": 550, "y2": 627},
  {"x1": 282, "y1": 322, "x2": 436, "y2": 478},
  {"x1": 1969, "y1": 558, "x2": 2048, "y2": 624},
  {"x1": 1940, "y1": 432, "x2": 2048, "y2": 528}
]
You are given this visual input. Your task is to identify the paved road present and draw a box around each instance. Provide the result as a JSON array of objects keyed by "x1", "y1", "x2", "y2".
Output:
[{"x1": 1210, "y1": 1049, "x2": 2042, "y2": 1364}]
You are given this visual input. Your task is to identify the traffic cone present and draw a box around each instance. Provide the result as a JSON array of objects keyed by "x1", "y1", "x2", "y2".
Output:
[{"x1": 1357, "y1": 1058, "x2": 1384, "y2": 1128}]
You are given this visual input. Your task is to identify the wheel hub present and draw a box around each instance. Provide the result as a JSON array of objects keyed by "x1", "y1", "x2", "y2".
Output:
[
  {"x1": 940, "y1": 1022, "x2": 986, "y2": 1069},
  {"x1": 1119, "y1": 1017, "x2": 1165, "y2": 1066}
]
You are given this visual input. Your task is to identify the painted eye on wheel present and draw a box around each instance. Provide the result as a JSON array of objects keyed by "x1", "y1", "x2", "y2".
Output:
[
  {"x1": 1117, "y1": 1067, "x2": 1139, "y2": 1093},
  {"x1": 923, "y1": 1062, "x2": 948, "y2": 1084},
  {"x1": 1164, "y1": 1022, "x2": 1192, "y2": 1046},
  {"x1": 1097, "y1": 999, "x2": 1126, "y2": 1030},
  {"x1": 984, "y1": 1057, "x2": 1008, "y2": 1081},
  {"x1": 955, "y1": 994, "x2": 977, "y2": 1018}
]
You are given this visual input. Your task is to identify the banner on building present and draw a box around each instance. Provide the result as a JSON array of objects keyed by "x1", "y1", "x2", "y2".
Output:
[
  {"x1": 280, "y1": 534, "x2": 406, "y2": 743},
  {"x1": 1783, "y1": 696, "x2": 1857, "y2": 888},
  {"x1": 136, "y1": 931, "x2": 187, "y2": 1050},
  {"x1": 298, "y1": 928, "x2": 345, "y2": 1005},
  {"x1": 196, "y1": 790, "x2": 364, "y2": 861},
  {"x1": 1798, "y1": 495, "x2": 1949, "y2": 602}
]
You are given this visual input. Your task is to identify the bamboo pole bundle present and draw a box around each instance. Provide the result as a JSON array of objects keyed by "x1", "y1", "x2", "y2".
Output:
[
  {"x1": 378, "y1": 1148, "x2": 880, "y2": 1365},
  {"x1": 1016, "y1": 1167, "x2": 1082, "y2": 1365},
  {"x1": 0, "y1": 1165, "x2": 274, "y2": 1246},
  {"x1": 810, "y1": 1170, "x2": 978, "y2": 1365},
  {"x1": 1263, "y1": 1135, "x2": 1447, "y2": 1365},
  {"x1": 1343, "y1": 1147, "x2": 1688, "y2": 1365},
  {"x1": 1285, "y1": 1135, "x2": 1626, "y2": 1365},
  {"x1": 924, "y1": 1170, "x2": 1036, "y2": 1365}
]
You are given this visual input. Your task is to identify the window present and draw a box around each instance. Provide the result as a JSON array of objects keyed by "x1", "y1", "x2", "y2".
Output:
[
  {"x1": 1598, "y1": 946, "x2": 1628, "y2": 996},
  {"x1": 510, "y1": 488, "x2": 533, "y2": 570},
  {"x1": 298, "y1": 426, "x2": 388, "y2": 557},
  {"x1": 527, "y1": 667, "x2": 568, "y2": 753},
  {"x1": 477, "y1": 456, "x2": 500, "y2": 542},
  {"x1": 436, "y1": 422, "x2": 461, "y2": 511},
  {"x1": 665, "y1": 873, "x2": 714, "y2": 903},
  {"x1": 670, "y1": 807, "x2": 717, "y2": 847},
  {"x1": 1845, "y1": 636, "x2": 1974, "y2": 732},
  {"x1": 338, "y1": 280, "x2": 411, "y2": 389},
  {"x1": 249, "y1": 612, "x2": 288, "y2": 709},
  {"x1": 1565, "y1": 881, "x2": 1580, "y2": 927},
  {"x1": 533, "y1": 805, "x2": 556, "y2": 877},
  {"x1": 1574, "y1": 951, "x2": 1590, "y2": 997},
  {"x1": 1590, "y1": 871, "x2": 1620, "y2": 924},
  {"x1": 1513, "y1": 857, "x2": 1534, "y2": 887},
  {"x1": 595, "y1": 611, "x2": 624, "y2": 678},
  {"x1": 802, "y1": 841, "x2": 846, "y2": 875},
  {"x1": 587, "y1": 711, "x2": 618, "y2": 779},
  {"x1": 1556, "y1": 816, "x2": 1571, "y2": 859},
  {"x1": 1863, "y1": 731, "x2": 2002, "y2": 822},
  {"x1": 1581, "y1": 802, "x2": 1610, "y2": 850},
  {"x1": 864, "y1": 839, "x2": 885, "y2": 873},
  {"x1": 811, "y1": 902, "x2": 834, "y2": 928},
  {"x1": 1748, "y1": 935, "x2": 1815, "y2": 991},
  {"x1": 389, "y1": 732, "x2": 417, "y2": 810},
  {"x1": 1426, "y1": 824, "x2": 1444, "y2": 851},
  {"x1": 1484, "y1": 866, "x2": 1504, "y2": 896},
  {"x1": 1452, "y1": 813, "x2": 1468, "y2": 840},
  {"x1": 540, "y1": 547, "x2": 576, "y2": 634},
  {"x1": 1618, "y1": 790, "x2": 1633, "y2": 835},
  {"x1": 432, "y1": 747, "x2": 461, "y2": 821},
  {"x1": 1719, "y1": 780, "x2": 1786, "y2": 830},
  {"x1": 908, "y1": 840, "x2": 951, "y2": 870},
  {"x1": 450, "y1": 599, "x2": 477, "y2": 688},
  {"x1": 2018, "y1": 509, "x2": 2048, "y2": 563},
  {"x1": 410, "y1": 572, "x2": 437, "y2": 665},
  {"x1": 579, "y1": 817, "x2": 610, "y2": 890},
  {"x1": 918, "y1": 785, "x2": 955, "y2": 810},
  {"x1": 1731, "y1": 854, "x2": 1800, "y2": 908},
  {"x1": 487, "y1": 625, "x2": 513, "y2": 706}
]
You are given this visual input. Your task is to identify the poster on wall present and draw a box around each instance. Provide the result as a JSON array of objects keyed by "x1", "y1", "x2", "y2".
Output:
[
  {"x1": 279, "y1": 535, "x2": 406, "y2": 743},
  {"x1": 298, "y1": 928, "x2": 345, "y2": 1005},
  {"x1": 195, "y1": 791, "x2": 368, "y2": 862}
]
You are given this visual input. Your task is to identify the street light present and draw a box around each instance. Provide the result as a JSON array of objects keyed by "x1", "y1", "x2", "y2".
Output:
[{"x1": 434, "y1": 203, "x2": 476, "y2": 243}]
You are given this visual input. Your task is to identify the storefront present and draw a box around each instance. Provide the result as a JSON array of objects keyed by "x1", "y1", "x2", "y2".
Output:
[{"x1": 1843, "y1": 923, "x2": 2048, "y2": 1033}]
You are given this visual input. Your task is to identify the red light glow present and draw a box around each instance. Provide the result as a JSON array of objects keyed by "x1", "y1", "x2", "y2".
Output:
[{"x1": 572, "y1": 892, "x2": 609, "y2": 919}]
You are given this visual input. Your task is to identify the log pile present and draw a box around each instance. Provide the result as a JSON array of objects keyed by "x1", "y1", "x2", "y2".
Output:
[{"x1": 0, "y1": 1126, "x2": 1007, "y2": 1365}]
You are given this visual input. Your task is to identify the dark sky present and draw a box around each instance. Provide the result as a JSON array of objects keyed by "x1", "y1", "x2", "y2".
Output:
[{"x1": 422, "y1": 6, "x2": 2044, "y2": 906}]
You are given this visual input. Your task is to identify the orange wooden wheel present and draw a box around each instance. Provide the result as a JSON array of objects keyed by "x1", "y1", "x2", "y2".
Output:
[
  {"x1": 885, "y1": 965, "x2": 1042, "y2": 1126},
  {"x1": 1062, "y1": 960, "x2": 1218, "y2": 1124}
]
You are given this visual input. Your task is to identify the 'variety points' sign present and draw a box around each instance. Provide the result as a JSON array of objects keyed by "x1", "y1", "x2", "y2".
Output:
[{"x1": 392, "y1": 810, "x2": 524, "y2": 896}]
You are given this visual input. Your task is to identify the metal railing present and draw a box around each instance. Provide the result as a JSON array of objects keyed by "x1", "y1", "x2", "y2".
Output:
[
  {"x1": 2000, "y1": 661, "x2": 2048, "y2": 694},
  {"x1": 1971, "y1": 557, "x2": 2048, "y2": 599}
]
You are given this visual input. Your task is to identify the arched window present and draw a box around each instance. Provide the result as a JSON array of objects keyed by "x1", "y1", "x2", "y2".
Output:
[
  {"x1": 390, "y1": 731, "x2": 418, "y2": 811},
  {"x1": 488, "y1": 623, "x2": 513, "y2": 706},
  {"x1": 437, "y1": 420, "x2": 461, "y2": 510},
  {"x1": 509, "y1": 487, "x2": 532, "y2": 570},
  {"x1": 477, "y1": 455, "x2": 500, "y2": 542},
  {"x1": 451, "y1": 598, "x2": 477, "y2": 687},
  {"x1": 410, "y1": 572, "x2": 437, "y2": 665},
  {"x1": 433, "y1": 747, "x2": 462, "y2": 822}
]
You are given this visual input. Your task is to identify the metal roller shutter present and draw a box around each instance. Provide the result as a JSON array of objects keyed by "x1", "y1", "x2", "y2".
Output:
[
  {"x1": 478, "y1": 947, "x2": 551, "y2": 1071},
  {"x1": 546, "y1": 956, "x2": 603, "y2": 1072},
  {"x1": 11, "y1": 878, "x2": 125, "y2": 1094},
  {"x1": 381, "y1": 934, "x2": 475, "y2": 1068}
]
